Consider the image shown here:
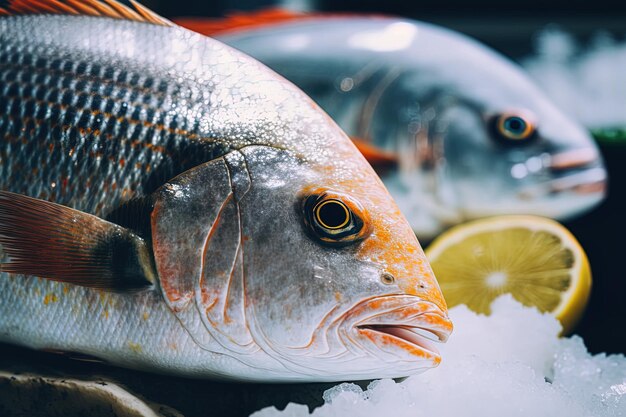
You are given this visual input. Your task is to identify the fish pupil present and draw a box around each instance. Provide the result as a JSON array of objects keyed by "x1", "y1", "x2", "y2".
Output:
[
  {"x1": 317, "y1": 201, "x2": 350, "y2": 229},
  {"x1": 505, "y1": 117, "x2": 525, "y2": 134}
]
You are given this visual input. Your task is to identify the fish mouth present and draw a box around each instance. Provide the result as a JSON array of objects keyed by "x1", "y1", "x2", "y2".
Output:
[
  {"x1": 343, "y1": 295, "x2": 453, "y2": 362},
  {"x1": 545, "y1": 148, "x2": 607, "y2": 195},
  {"x1": 516, "y1": 147, "x2": 607, "y2": 202},
  {"x1": 518, "y1": 167, "x2": 607, "y2": 198},
  {"x1": 548, "y1": 147, "x2": 600, "y2": 171},
  {"x1": 546, "y1": 168, "x2": 606, "y2": 195}
]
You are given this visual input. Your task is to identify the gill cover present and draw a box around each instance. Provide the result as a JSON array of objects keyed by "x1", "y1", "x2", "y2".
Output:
[{"x1": 151, "y1": 150, "x2": 257, "y2": 356}]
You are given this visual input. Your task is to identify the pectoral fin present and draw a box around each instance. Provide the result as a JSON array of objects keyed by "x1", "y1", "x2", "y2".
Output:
[{"x1": 0, "y1": 191, "x2": 155, "y2": 291}]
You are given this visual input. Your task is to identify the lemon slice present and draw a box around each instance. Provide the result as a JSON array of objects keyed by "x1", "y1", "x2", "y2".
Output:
[{"x1": 425, "y1": 216, "x2": 591, "y2": 334}]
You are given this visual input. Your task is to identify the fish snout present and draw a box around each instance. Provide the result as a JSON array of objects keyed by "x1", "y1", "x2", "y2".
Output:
[
  {"x1": 344, "y1": 295, "x2": 453, "y2": 361},
  {"x1": 546, "y1": 147, "x2": 607, "y2": 195},
  {"x1": 515, "y1": 146, "x2": 607, "y2": 209}
]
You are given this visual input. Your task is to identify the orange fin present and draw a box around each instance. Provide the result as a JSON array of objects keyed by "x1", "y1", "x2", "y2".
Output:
[
  {"x1": 351, "y1": 137, "x2": 398, "y2": 170},
  {"x1": 174, "y1": 9, "x2": 388, "y2": 37},
  {"x1": 174, "y1": 8, "x2": 382, "y2": 37},
  {"x1": 0, "y1": 0, "x2": 172, "y2": 25},
  {"x1": 174, "y1": 8, "x2": 310, "y2": 36},
  {"x1": 0, "y1": 191, "x2": 155, "y2": 291}
]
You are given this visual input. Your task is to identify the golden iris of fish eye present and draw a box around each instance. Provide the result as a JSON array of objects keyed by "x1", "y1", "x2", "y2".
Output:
[
  {"x1": 497, "y1": 115, "x2": 535, "y2": 141},
  {"x1": 302, "y1": 191, "x2": 370, "y2": 245},
  {"x1": 314, "y1": 199, "x2": 351, "y2": 230}
]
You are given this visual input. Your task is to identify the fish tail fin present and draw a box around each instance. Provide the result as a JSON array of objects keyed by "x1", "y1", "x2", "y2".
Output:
[{"x1": 0, "y1": 191, "x2": 155, "y2": 291}]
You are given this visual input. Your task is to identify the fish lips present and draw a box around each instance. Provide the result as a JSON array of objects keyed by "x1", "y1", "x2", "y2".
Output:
[
  {"x1": 342, "y1": 295, "x2": 453, "y2": 365},
  {"x1": 517, "y1": 147, "x2": 607, "y2": 203}
]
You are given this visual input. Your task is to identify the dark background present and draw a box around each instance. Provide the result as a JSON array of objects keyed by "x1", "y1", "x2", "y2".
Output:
[
  {"x1": 152, "y1": 0, "x2": 626, "y2": 56},
  {"x1": 566, "y1": 140, "x2": 626, "y2": 355}
]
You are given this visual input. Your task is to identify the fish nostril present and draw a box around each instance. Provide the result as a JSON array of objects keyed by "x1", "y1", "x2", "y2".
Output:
[
  {"x1": 548, "y1": 148, "x2": 599, "y2": 171},
  {"x1": 381, "y1": 273, "x2": 395, "y2": 285}
]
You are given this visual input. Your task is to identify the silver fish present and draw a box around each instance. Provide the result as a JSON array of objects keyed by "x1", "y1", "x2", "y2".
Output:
[
  {"x1": 179, "y1": 12, "x2": 608, "y2": 238},
  {"x1": 0, "y1": 0, "x2": 452, "y2": 382}
]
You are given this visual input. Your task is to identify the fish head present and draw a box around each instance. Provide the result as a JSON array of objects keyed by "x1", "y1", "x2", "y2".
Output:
[
  {"x1": 151, "y1": 122, "x2": 451, "y2": 382},
  {"x1": 432, "y1": 71, "x2": 607, "y2": 222},
  {"x1": 236, "y1": 143, "x2": 452, "y2": 381},
  {"x1": 367, "y1": 60, "x2": 605, "y2": 231}
]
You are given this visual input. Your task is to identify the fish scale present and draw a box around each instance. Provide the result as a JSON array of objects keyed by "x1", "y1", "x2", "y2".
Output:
[{"x1": 0, "y1": 17, "x2": 231, "y2": 215}]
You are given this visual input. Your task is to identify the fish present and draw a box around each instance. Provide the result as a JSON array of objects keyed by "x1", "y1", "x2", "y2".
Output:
[
  {"x1": 177, "y1": 10, "x2": 608, "y2": 239},
  {"x1": 0, "y1": 0, "x2": 452, "y2": 382}
]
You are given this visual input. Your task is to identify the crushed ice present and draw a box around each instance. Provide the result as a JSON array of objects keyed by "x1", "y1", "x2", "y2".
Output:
[
  {"x1": 523, "y1": 28, "x2": 626, "y2": 129},
  {"x1": 251, "y1": 296, "x2": 626, "y2": 417}
]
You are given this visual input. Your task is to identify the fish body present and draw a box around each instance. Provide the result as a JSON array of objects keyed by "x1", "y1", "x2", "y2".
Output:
[
  {"x1": 0, "y1": 1, "x2": 451, "y2": 382},
  {"x1": 179, "y1": 13, "x2": 607, "y2": 238}
]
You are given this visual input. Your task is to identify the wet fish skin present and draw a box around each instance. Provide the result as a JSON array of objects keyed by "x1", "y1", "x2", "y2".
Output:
[
  {"x1": 0, "y1": 16, "x2": 235, "y2": 215},
  {"x1": 0, "y1": 9, "x2": 451, "y2": 382},
  {"x1": 193, "y1": 15, "x2": 607, "y2": 238}
]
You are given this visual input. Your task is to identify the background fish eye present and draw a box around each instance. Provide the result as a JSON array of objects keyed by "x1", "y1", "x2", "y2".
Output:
[
  {"x1": 490, "y1": 112, "x2": 537, "y2": 144},
  {"x1": 302, "y1": 192, "x2": 370, "y2": 245}
]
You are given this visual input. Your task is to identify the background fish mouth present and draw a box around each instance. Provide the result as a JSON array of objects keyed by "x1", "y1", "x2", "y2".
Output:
[
  {"x1": 546, "y1": 168, "x2": 607, "y2": 195},
  {"x1": 515, "y1": 146, "x2": 607, "y2": 201},
  {"x1": 518, "y1": 166, "x2": 607, "y2": 199},
  {"x1": 343, "y1": 295, "x2": 453, "y2": 360},
  {"x1": 544, "y1": 147, "x2": 607, "y2": 195}
]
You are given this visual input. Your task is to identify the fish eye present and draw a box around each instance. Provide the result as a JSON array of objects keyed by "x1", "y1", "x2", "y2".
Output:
[
  {"x1": 491, "y1": 112, "x2": 537, "y2": 144},
  {"x1": 315, "y1": 200, "x2": 350, "y2": 230},
  {"x1": 303, "y1": 191, "x2": 370, "y2": 246}
]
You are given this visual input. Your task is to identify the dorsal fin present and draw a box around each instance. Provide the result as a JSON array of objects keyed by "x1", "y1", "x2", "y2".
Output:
[
  {"x1": 175, "y1": 9, "x2": 388, "y2": 37},
  {"x1": 351, "y1": 137, "x2": 399, "y2": 170},
  {"x1": 174, "y1": 9, "x2": 310, "y2": 36},
  {"x1": 0, "y1": 0, "x2": 172, "y2": 26}
]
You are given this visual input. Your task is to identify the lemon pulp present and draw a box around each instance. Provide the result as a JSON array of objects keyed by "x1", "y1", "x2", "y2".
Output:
[{"x1": 426, "y1": 216, "x2": 591, "y2": 334}]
